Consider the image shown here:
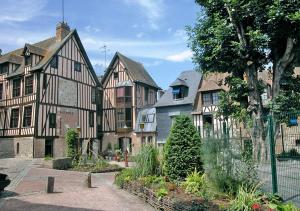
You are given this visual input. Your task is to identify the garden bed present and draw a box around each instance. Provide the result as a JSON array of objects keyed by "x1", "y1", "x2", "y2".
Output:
[
  {"x1": 119, "y1": 179, "x2": 222, "y2": 211},
  {"x1": 71, "y1": 163, "x2": 123, "y2": 173}
]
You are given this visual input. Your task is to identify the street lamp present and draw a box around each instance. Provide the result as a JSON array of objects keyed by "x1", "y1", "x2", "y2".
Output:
[
  {"x1": 139, "y1": 123, "x2": 145, "y2": 146},
  {"x1": 76, "y1": 125, "x2": 81, "y2": 155}
]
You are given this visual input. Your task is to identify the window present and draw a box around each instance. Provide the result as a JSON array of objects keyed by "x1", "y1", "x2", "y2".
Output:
[
  {"x1": 144, "y1": 87, "x2": 149, "y2": 102},
  {"x1": 113, "y1": 72, "x2": 118, "y2": 79},
  {"x1": 45, "y1": 139, "x2": 53, "y2": 157},
  {"x1": 172, "y1": 86, "x2": 184, "y2": 100},
  {"x1": 212, "y1": 92, "x2": 219, "y2": 104},
  {"x1": 141, "y1": 114, "x2": 154, "y2": 123},
  {"x1": 116, "y1": 86, "x2": 132, "y2": 104},
  {"x1": 25, "y1": 75, "x2": 33, "y2": 95},
  {"x1": 0, "y1": 63, "x2": 8, "y2": 74},
  {"x1": 203, "y1": 115, "x2": 213, "y2": 137},
  {"x1": 23, "y1": 106, "x2": 32, "y2": 127},
  {"x1": 116, "y1": 108, "x2": 132, "y2": 128},
  {"x1": 74, "y1": 61, "x2": 81, "y2": 72},
  {"x1": 0, "y1": 83, "x2": 3, "y2": 100},
  {"x1": 50, "y1": 55, "x2": 58, "y2": 68},
  {"x1": 296, "y1": 139, "x2": 300, "y2": 146},
  {"x1": 91, "y1": 87, "x2": 96, "y2": 104},
  {"x1": 25, "y1": 54, "x2": 31, "y2": 66},
  {"x1": 202, "y1": 92, "x2": 211, "y2": 105},
  {"x1": 148, "y1": 136, "x2": 153, "y2": 144},
  {"x1": 12, "y1": 78, "x2": 21, "y2": 97},
  {"x1": 49, "y1": 113, "x2": 56, "y2": 128},
  {"x1": 43, "y1": 74, "x2": 47, "y2": 89},
  {"x1": 10, "y1": 108, "x2": 19, "y2": 128},
  {"x1": 89, "y1": 111, "x2": 94, "y2": 127}
]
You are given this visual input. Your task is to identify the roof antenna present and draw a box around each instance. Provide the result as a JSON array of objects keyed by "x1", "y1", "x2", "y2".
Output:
[
  {"x1": 62, "y1": 0, "x2": 65, "y2": 23},
  {"x1": 100, "y1": 44, "x2": 110, "y2": 70}
]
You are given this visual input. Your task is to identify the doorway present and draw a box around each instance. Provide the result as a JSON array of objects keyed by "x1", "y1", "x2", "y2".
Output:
[
  {"x1": 45, "y1": 139, "x2": 54, "y2": 157},
  {"x1": 118, "y1": 137, "x2": 132, "y2": 153}
]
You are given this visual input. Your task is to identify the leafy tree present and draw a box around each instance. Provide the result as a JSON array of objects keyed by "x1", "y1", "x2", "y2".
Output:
[
  {"x1": 65, "y1": 128, "x2": 79, "y2": 158},
  {"x1": 187, "y1": 0, "x2": 300, "y2": 161},
  {"x1": 164, "y1": 115, "x2": 202, "y2": 181}
]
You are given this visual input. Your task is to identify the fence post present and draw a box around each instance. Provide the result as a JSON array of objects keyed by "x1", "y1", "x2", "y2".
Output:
[{"x1": 268, "y1": 115, "x2": 278, "y2": 194}]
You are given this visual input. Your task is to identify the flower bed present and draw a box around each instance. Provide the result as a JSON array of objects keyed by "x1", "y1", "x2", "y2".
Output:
[{"x1": 118, "y1": 177, "x2": 221, "y2": 211}]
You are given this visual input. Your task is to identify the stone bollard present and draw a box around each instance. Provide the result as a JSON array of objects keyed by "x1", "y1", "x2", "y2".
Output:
[
  {"x1": 47, "y1": 176, "x2": 55, "y2": 193},
  {"x1": 87, "y1": 172, "x2": 92, "y2": 188}
]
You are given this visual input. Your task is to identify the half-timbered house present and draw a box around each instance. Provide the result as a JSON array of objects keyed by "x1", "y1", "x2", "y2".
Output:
[
  {"x1": 0, "y1": 22, "x2": 101, "y2": 158},
  {"x1": 101, "y1": 52, "x2": 159, "y2": 154}
]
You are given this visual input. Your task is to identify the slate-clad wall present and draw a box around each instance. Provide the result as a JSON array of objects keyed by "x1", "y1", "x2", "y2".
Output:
[{"x1": 156, "y1": 104, "x2": 193, "y2": 144}]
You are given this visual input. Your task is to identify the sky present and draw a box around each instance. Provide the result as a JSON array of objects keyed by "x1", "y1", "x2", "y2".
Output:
[{"x1": 0, "y1": 0, "x2": 200, "y2": 89}]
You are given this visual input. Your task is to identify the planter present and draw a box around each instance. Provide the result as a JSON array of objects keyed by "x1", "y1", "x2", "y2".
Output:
[
  {"x1": 42, "y1": 157, "x2": 72, "y2": 170},
  {"x1": 0, "y1": 173, "x2": 10, "y2": 192},
  {"x1": 119, "y1": 180, "x2": 218, "y2": 211}
]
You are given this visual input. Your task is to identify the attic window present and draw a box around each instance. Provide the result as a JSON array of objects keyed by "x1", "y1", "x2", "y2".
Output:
[
  {"x1": 50, "y1": 55, "x2": 58, "y2": 68},
  {"x1": 74, "y1": 61, "x2": 81, "y2": 72},
  {"x1": 113, "y1": 72, "x2": 118, "y2": 79},
  {"x1": 172, "y1": 86, "x2": 184, "y2": 100},
  {"x1": 24, "y1": 53, "x2": 31, "y2": 66},
  {"x1": 0, "y1": 63, "x2": 9, "y2": 74}
]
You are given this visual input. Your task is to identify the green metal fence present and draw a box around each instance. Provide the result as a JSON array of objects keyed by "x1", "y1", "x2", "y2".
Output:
[{"x1": 202, "y1": 112, "x2": 300, "y2": 206}]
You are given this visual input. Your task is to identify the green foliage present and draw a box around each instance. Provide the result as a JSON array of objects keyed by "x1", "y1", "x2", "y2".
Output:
[
  {"x1": 155, "y1": 187, "x2": 168, "y2": 200},
  {"x1": 182, "y1": 169, "x2": 212, "y2": 200},
  {"x1": 201, "y1": 137, "x2": 257, "y2": 194},
  {"x1": 269, "y1": 202, "x2": 300, "y2": 211},
  {"x1": 115, "y1": 168, "x2": 135, "y2": 187},
  {"x1": 228, "y1": 185, "x2": 262, "y2": 211},
  {"x1": 277, "y1": 148, "x2": 300, "y2": 158},
  {"x1": 65, "y1": 128, "x2": 79, "y2": 158},
  {"x1": 164, "y1": 115, "x2": 202, "y2": 181},
  {"x1": 44, "y1": 156, "x2": 53, "y2": 160},
  {"x1": 134, "y1": 145, "x2": 160, "y2": 177}
]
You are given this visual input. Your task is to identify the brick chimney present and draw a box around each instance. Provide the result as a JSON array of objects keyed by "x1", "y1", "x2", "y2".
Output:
[{"x1": 56, "y1": 22, "x2": 70, "y2": 42}]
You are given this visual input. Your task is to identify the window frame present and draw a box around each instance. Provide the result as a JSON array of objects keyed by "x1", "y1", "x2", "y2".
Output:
[
  {"x1": 25, "y1": 75, "x2": 34, "y2": 95},
  {"x1": 89, "y1": 111, "x2": 94, "y2": 127},
  {"x1": 10, "y1": 108, "x2": 19, "y2": 128},
  {"x1": 144, "y1": 87, "x2": 149, "y2": 102},
  {"x1": 172, "y1": 86, "x2": 184, "y2": 100},
  {"x1": 49, "y1": 113, "x2": 56, "y2": 128},
  {"x1": 113, "y1": 72, "x2": 118, "y2": 80},
  {"x1": 74, "y1": 61, "x2": 81, "y2": 72},
  {"x1": 23, "y1": 106, "x2": 32, "y2": 127},
  {"x1": 24, "y1": 54, "x2": 32, "y2": 66},
  {"x1": 50, "y1": 55, "x2": 58, "y2": 68},
  {"x1": 12, "y1": 78, "x2": 21, "y2": 97},
  {"x1": 0, "y1": 63, "x2": 9, "y2": 74},
  {"x1": 91, "y1": 87, "x2": 96, "y2": 104}
]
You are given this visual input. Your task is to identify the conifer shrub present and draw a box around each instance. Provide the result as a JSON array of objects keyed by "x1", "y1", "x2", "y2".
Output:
[{"x1": 163, "y1": 115, "x2": 202, "y2": 181}]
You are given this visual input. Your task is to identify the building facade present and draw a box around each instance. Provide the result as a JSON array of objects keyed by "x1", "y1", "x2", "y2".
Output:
[
  {"x1": 0, "y1": 22, "x2": 101, "y2": 158},
  {"x1": 155, "y1": 70, "x2": 202, "y2": 147},
  {"x1": 101, "y1": 52, "x2": 159, "y2": 154}
]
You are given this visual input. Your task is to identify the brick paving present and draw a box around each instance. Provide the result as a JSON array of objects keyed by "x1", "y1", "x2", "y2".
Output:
[{"x1": 0, "y1": 159, "x2": 154, "y2": 211}]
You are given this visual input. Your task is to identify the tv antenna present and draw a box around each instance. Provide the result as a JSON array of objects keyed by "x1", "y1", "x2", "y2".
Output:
[{"x1": 100, "y1": 44, "x2": 110, "y2": 69}]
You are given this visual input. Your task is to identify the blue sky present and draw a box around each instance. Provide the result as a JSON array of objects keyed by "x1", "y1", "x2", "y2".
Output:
[{"x1": 0, "y1": 0, "x2": 200, "y2": 89}]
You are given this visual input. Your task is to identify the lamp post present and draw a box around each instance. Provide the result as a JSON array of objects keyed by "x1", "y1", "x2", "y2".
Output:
[
  {"x1": 76, "y1": 125, "x2": 81, "y2": 155},
  {"x1": 139, "y1": 123, "x2": 145, "y2": 146}
]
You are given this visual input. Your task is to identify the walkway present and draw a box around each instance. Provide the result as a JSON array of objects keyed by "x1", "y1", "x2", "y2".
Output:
[{"x1": 0, "y1": 159, "x2": 154, "y2": 211}]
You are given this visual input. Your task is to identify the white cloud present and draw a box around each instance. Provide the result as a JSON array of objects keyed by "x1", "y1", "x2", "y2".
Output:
[
  {"x1": 0, "y1": 0, "x2": 47, "y2": 22},
  {"x1": 165, "y1": 50, "x2": 193, "y2": 62},
  {"x1": 85, "y1": 25, "x2": 101, "y2": 33},
  {"x1": 124, "y1": 0, "x2": 164, "y2": 29},
  {"x1": 136, "y1": 32, "x2": 144, "y2": 38}
]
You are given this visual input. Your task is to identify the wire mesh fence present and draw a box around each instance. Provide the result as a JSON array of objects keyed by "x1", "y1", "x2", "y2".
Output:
[{"x1": 201, "y1": 112, "x2": 300, "y2": 206}]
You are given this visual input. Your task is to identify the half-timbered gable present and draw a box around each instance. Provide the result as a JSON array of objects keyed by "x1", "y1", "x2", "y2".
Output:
[
  {"x1": 0, "y1": 22, "x2": 101, "y2": 158},
  {"x1": 101, "y1": 52, "x2": 159, "y2": 154}
]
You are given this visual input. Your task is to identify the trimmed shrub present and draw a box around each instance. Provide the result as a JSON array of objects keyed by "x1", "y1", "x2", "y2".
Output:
[
  {"x1": 65, "y1": 128, "x2": 79, "y2": 158},
  {"x1": 164, "y1": 115, "x2": 202, "y2": 181}
]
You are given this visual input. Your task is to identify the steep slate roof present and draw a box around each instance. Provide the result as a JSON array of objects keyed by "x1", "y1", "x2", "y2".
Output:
[
  {"x1": 170, "y1": 78, "x2": 188, "y2": 87},
  {"x1": 102, "y1": 52, "x2": 160, "y2": 89},
  {"x1": 155, "y1": 70, "x2": 202, "y2": 108},
  {"x1": 2, "y1": 29, "x2": 100, "y2": 86}
]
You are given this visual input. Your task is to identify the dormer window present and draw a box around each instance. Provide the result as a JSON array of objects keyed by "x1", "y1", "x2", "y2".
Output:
[
  {"x1": 172, "y1": 86, "x2": 186, "y2": 100},
  {"x1": 0, "y1": 63, "x2": 9, "y2": 74},
  {"x1": 24, "y1": 52, "x2": 31, "y2": 66},
  {"x1": 202, "y1": 91, "x2": 219, "y2": 106}
]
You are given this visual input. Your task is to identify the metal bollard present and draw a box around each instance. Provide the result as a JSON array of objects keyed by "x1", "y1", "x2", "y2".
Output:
[
  {"x1": 87, "y1": 172, "x2": 92, "y2": 188},
  {"x1": 47, "y1": 176, "x2": 55, "y2": 193}
]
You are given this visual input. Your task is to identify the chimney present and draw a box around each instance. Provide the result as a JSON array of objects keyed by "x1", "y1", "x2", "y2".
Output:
[
  {"x1": 56, "y1": 22, "x2": 70, "y2": 42},
  {"x1": 157, "y1": 90, "x2": 165, "y2": 100}
]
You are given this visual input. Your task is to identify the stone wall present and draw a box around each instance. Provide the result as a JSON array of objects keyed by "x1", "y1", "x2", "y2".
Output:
[
  {"x1": 14, "y1": 137, "x2": 34, "y2": 158},
  {"x1": 0, "y1": 138, "x2": 15, "y2": 158}
]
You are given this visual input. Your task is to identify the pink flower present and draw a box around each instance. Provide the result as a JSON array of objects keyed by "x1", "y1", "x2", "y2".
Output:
[{"x1": 252, "y1": 203, "x2": 261, "y2": 210}]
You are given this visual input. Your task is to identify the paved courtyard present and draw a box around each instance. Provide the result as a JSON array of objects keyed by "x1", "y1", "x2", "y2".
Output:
[{"x1": 0, "y1": 158, "x2": 154, "y2": 211}]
